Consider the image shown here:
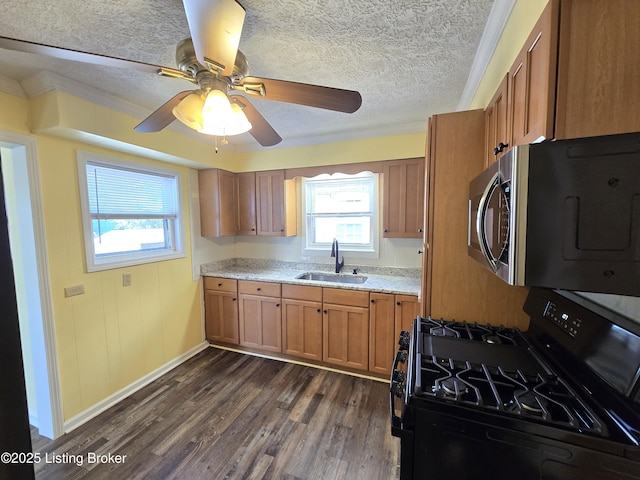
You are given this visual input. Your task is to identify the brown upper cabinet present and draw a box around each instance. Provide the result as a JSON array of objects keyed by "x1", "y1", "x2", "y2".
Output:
[
  {"x1": 382, "y1": 158, "x2": 425, "y2": 238},
  {"x1": 508, "y1": 0, "x2": 558, "y2": 147},
  {"x1": 236, "y1": 171, "x2": 257, "y2": 235},
  {"x1": 199, "y1": 169, "x2": 237, "y2": 237},
  {"x1": 488, "y1": 0, "x2": 640, "y2": 154},
  {"x1": 255, "y1": 170, "x2": 297, "y2": 236},
  {"x1": 199, "y1": 168, "x2": 296, "y2": 237},
  {"x1": 484, "y1": 74, "x2": 509, "y2": 167}
]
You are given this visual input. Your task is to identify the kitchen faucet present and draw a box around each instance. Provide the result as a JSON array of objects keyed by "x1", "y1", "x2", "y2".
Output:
[{"x1": 331, "y1": 238, "x2": 345, "y2": 273}]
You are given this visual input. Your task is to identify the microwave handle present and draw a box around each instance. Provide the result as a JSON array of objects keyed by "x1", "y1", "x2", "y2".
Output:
[{"x1": 476, "y1": 171, "x2": 500, "y2": 272}]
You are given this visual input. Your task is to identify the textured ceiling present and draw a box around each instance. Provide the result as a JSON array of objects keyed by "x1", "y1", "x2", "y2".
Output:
[{"x1": 0, "y1": 0, "x2": 496, "y2": 151}]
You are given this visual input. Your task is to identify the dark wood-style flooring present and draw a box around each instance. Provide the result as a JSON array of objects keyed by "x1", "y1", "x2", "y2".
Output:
[{"x1": 32, "y1": 347, "x2": 400, "y2": 479}]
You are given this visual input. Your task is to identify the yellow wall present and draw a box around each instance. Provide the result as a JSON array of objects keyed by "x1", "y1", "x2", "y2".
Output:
[
  {"x1": 2, "y1": 91, "x2": 204, "y2": 420},
  {"x1": 469, "y1": 0, "x2": 548, "y2": 109}
]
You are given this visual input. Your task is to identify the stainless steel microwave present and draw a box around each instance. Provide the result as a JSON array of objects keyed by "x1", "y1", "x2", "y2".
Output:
[{"x1": 468, "y1": 132, "x2": 640, "y2": 297}]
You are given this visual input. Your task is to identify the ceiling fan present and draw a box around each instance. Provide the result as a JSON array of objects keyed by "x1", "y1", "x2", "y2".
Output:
[{"x1": 0, "y1": 0, "x2": 362, "y2": 147}]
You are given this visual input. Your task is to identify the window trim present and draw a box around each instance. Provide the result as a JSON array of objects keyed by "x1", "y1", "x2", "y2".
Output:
[
  {"x1": 77, "y1": 151, "x2": 186, "y2": 272},
  {"x1": 302, "y1": 172, "x2": 379, "y2": 257}
]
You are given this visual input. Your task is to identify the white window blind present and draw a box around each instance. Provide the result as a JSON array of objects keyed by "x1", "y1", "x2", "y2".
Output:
[
  {"x1": 77, "y1": 152, "x2": 185, "y2": 272},
  {"x1": 86, "y1": 163, "x2": 178, "y2": 219}
]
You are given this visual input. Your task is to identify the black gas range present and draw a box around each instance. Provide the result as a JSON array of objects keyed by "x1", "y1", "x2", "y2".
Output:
[{"x1": 390, "y1": 288, "x2": 640, "y2": 480}]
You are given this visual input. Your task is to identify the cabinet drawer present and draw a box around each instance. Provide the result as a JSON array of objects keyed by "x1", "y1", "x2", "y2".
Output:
[
  {"x1": 238, "y1": 280, "x2": 281, "y2": 297},
  {"x1": 323, "y1": 288, "x2": 369, "y2": 308},
  {"x1": 204, "y1": 277, "x2": 237, "y2": 293},
  {"x1": 282, "y1": 284, "x2": 322, "y2": 302}
]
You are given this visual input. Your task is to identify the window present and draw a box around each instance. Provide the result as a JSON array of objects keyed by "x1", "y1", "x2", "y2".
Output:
[
  {"x1": 303, "y1": 172, "x2": 378, "y2": 253},
  {"x1": 77, "y1": 152, "x2": 185, "y2": 272}
]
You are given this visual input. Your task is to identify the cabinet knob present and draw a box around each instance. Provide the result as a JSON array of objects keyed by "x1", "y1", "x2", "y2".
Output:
[
  {"x1": 494, "y1": 142, "x2": 509, "y2": 155},
  {"x1": 218, "y1": 283, "x2": 223, "y2": 287},
  {"x1": 276, "y1": 303, "x2": 280, "y2": 307},
  {"x1": 257, "y1": 287, "x2": 261, "y2": 291},
  {"x1": 396, "y1": 301, "x2": 401, "y2": 306},
  {"x1": 251, "y1": 228, "x2": 255, "y2": 231},
  {"x1": 323, "y1": 310, "x2": 328, "y2": 314},
  {"x1": 418, "y1": 250, "x2": 423, "y2": 254},
  {"x1": 371, "y1": 299, "x2": 375, "y2": 304},
  {"x1": 317, "y1": 308, "x2": 321, "y2": 313},
  {"x1": 232, "y1": 298, "x2": 237, "y2": 302},
  {"x1": 383, "y1": 228, "x2": 388, "y2": 233},
  {"x1": 417, "y1": 228, "x2": 423, "y2": 233}
]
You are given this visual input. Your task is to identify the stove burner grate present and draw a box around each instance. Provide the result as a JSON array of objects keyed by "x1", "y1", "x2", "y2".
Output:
[{"x1": 417, "y1": 355, "x2": 606, "y2": 435}]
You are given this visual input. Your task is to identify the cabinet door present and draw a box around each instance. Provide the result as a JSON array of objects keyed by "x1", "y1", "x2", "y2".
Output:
[
  {"x1": 239, "y1": 295, "x2": 282, "y2": 353},
  {"x1": 256, "y1": 170, "x2": 286, "y2": 236},
  {"x1": 369, "y1": 293, "x2": 395, "y2": 376},
  {"x1": 204, "y1": 290, "x2": 239, "y2": 344},
  {"x1": 555, "y1": 0, "x2": 640, "y2": 139},
  {"x1": 198, "y1": 169, "x2": 237, "y2": 237},
  {"x1": 282, "y1": 299, "x2": 323, "y2": 361},
  {"x1": 236, "y1": 171, "x2": 257, "y2": 235},
  {"x1": 383, "y1": 158, "x2": 425, "y2": 238},
  {"x1": 484, "y1": 74, "x2": 509, "y2": 167},
  {"x1": 508, "y1": 0, "x2": 558, "y2": 146},
  {"x1": 323, "y1": 303, "x2": 369, "y2": 371},
  {"x1": 394, "y1": 295, "x2": 419, "y2": 342}
]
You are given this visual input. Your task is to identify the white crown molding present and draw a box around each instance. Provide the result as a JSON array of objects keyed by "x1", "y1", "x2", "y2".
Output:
[
  {"x1": 20, "y1": 70, "x2": 150, "y2": 120},
  {"x1": 0, "y1": 73, "x2": 26, "y2": 97},
  {"x1": 456, "y1": 0, "x2": 516, "y2": 111}
]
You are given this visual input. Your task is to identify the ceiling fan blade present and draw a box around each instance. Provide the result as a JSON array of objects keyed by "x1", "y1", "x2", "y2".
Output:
[
  {"x1": 134, "y1": 91, "x2": 193, "y2": 133},
  {"x1": 237, "y1": 76, "x2": 362, "y2": 114},
  {"x1": 182, "y1": 0, "x2": 245, "y2": 76},
  {"x1": 230, "y1": 96, "x2": 282, "y2": 147},
  {"x1": 0, "y1": 35, "x2": 185, "y2": 77}
]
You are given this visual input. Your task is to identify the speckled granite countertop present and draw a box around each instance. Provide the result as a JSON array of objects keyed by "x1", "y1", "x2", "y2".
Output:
[{"x1": 201, "y1": 259, "x2": 421, "y2": 297}]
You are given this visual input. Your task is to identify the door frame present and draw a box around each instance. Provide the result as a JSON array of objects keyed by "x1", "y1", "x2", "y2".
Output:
[{"x1": 1, "y1": 131, "x2": 63, "y2": 439}]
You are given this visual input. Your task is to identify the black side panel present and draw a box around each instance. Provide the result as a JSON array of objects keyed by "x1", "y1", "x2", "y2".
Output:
[
  {"x1": 0, "y1": 159, "x2": 35, "y2": 479},
  {"x1": 525, "y1": 132, "x2": 640, "y2": 296}
]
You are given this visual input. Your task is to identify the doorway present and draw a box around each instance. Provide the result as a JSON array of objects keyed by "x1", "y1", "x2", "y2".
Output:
[{"x1": 0, "y1": 132, "x2": 62, "y2": 439}]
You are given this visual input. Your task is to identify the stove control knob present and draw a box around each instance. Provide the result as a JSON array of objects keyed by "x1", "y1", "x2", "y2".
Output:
[
  {"x1": 391, "y1": 381, "x2": 404, "y2": 398},
  {"x1": 397, "y1": 351, "x2": 407, "y2": 364},
  {"x1": 398, "y1": 331, "x2": 411, "y2": 350},
  {"x1": 393, "y1": 370, "x2": 406, "y2": 383}
]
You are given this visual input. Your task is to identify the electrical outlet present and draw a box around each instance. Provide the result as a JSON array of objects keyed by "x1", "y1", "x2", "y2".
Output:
[
  {"x1": 122, "y1": 273, "x2": 132, "y2": 287},
  {"x1": 64, "y1": 285, "x2": 85, "y2": 297}
]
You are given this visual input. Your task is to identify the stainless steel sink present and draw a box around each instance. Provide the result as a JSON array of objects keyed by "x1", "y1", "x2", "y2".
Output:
[{"x1": 295, "y1": 272, "x2": 368, "y2": 284}]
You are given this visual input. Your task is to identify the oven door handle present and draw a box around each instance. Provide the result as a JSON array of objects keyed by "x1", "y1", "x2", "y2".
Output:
[{"x1": 476, "y1": 171, "x2": 500, "y2": 272}]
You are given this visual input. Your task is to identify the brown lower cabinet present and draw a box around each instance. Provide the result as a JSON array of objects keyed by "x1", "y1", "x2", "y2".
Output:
[
  {"x1": 238, "y1": 281, "x2": 282, "y2": 353},
  {"x1": 370, "y1": 292, "x2": 420, "y2": 376},
  {"x1": 282, "y1": 284, "x2": 323, "y2": 361},
  {"x1": 204, "y1": 277, "x2": 419, "y2": 377},
  {"x1": 203, "y1": 277, "x2": 239, "y2": 345},
  {"x1": 323, "y1": 288, "x2": 370, "y2": 372}
]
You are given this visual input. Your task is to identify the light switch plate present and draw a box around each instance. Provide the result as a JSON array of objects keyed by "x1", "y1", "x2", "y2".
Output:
[{"x1": 122, "y1": 273, "x2": 132, "y2": 287}]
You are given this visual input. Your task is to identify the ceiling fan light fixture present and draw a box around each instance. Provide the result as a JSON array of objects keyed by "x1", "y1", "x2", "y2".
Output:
[
  {"x1": 172, "y1": 92, "x2": 205, "y2": 130},
  {"x1": 198, "y1": 89, "x2": 252, "y2": 136}
]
